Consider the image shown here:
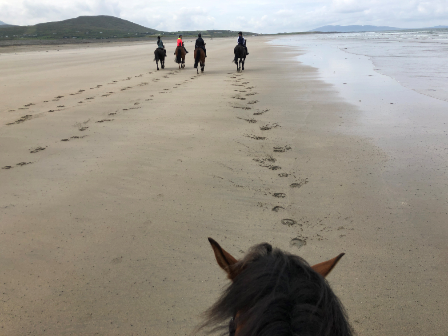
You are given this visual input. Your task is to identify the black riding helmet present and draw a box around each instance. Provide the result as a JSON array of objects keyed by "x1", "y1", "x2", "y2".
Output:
[
  {"x1": 238, "y1": 32, "x2": 242, "y2": 35},
  {"x1": 198, "y1": 33, "x2": 202, "y2": 37},
  {"x1": 157, "y1": 36, "x2": 160, "y2": 39}
]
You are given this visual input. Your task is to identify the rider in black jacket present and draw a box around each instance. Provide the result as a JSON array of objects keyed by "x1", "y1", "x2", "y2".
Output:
[
  {"x1": 237, "y1": 32, "x2": 249, "y2": 55},
  {"x1": 195, "y1": 33, "x2": 207, "y2": 57}
]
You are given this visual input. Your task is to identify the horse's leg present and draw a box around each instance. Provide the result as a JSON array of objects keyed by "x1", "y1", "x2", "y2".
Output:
[
  {"x1": 242, "y1": 58, "x2": 245, "y2": 71},
  {"x1": 161, "y1": 59, "x2": 164, "y2": 69},
  {"x1": 156, "y1": 59, "x2": 159, "y2": 71}
]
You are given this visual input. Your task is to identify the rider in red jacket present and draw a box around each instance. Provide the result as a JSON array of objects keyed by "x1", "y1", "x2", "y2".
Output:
[{"x1": 177, "y1": 35, "x2": 188, "y2": 53}]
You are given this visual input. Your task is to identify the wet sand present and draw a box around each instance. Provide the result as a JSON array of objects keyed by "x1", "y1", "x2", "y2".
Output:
[{"x1": 0, "y1": 37, "x2": 447, "y2": 335}]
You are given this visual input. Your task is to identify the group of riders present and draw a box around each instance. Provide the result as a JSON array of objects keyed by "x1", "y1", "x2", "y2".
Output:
[{"x1": 156, "y1": 31, "x2": 249, "y2": 59}]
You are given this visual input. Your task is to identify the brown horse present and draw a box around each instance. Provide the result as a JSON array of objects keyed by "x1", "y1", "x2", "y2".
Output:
[
  {"x1": 174, "y1": 46, "x2": 186, "y2": 69},
  {"x1": 198, "y1": 238, "x2": 353, "y2": 336},
  {"x1": 194, "y1": 48, "x2": 205, "y2": 74}
]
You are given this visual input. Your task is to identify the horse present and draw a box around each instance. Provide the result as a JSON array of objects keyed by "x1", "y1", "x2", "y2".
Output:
[
  {"x1": 154, "y1": 48, "x2": 165, "y2": 71},
  {"x1": 174, "y1": 46, "x2": 186, "y2": 69},
  {"x1": 233, "y1": 45, "x2": 246, "y2": 72},
  {"x1": 194, "y1": 48, "x2": 206, "y2": 74},
  {"x1": 198, "y1": 238, "x2": 354, "y2": 336}
]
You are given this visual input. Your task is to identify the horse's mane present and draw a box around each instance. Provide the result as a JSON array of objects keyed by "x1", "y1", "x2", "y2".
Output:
[{"x1": 199, "y1": 243, "x2": 354, "y2": 336}]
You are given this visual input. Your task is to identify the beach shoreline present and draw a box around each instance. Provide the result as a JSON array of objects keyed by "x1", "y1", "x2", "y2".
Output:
[{"x1": 0, "y1": 36, "x2": 447, "y2": 335}]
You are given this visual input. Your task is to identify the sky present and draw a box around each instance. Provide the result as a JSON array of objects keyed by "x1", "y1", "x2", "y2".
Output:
[{"x1": 0, "y1": 0, "x2": 447, "y2": 33}]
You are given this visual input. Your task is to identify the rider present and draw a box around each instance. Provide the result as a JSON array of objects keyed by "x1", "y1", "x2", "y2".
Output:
[
  {"x1": 177, "y1": 34, "x2": 188, "y2": 54},
  {"x1": 157, "y1": 36, "x2": 166, "y2": 56},
  {"x1": 237, "y1": 32, "x2": 249, "y2": 55},
  {"x1": 195, "y1": 33, "x2": 207, "y2": 57}
]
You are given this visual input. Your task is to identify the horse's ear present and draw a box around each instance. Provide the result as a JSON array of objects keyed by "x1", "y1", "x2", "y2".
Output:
[
  {"x1": 208, "y1": 238, "x2": 238, "y2": 279},
  {"x1": 311, "y1": 253, "x2": 345, "y2": 277}
]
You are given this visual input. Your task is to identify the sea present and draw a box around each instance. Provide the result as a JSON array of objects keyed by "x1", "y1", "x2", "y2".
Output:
[{"x1": 270, "y1": 29, "x2": 448, "y2": 103}]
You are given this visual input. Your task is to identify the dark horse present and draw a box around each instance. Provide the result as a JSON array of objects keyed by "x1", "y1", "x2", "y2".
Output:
[
  {"x1": 233, "y1": 45, "x2": 246, "y2": 72},
  {"x1": 194, "y1": 48, "x2": 205, "y2": 74},
  {"x1": 154, "y1": 48, "x2": 165, "y2": 71},
  {"x1": 174, "y1": 46, "x2": 186, "y2": 69},
  {"x1": 198, "y1": 238, "x2": 354, "y2": 336}
]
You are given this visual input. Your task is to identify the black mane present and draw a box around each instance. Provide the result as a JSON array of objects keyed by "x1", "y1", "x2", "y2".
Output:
[{"x1": 200, "y1": 243, "x2": 354, "y2": 336}]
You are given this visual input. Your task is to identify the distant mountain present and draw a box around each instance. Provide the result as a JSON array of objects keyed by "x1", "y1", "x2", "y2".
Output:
[
  {"x1": 310, "y1": 24, "x2": 448, "y2": 33},
  {"x1": 427, "y1": 25, "x2": 448, "y2": 29},
  {"x1": 0, "y1": 15, "x2": 253, "y2": 40},
  {"x1": 310, "y1": 25, "x2": 400, "y2": 33},
  {"x1": 0, "y1": 21, "x2": 15, "y2": 28},
  {"x1": 0, "y1": 15, "x2": 159, "y2": 39}
]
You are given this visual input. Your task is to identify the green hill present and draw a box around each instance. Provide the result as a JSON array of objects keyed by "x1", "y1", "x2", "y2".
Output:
[
  {"x1": 0, "y1": 15, "x2": 159, "y2": 40},
  {"x1": 0, "y1": 16, "x2": 256, "y2": 41}
]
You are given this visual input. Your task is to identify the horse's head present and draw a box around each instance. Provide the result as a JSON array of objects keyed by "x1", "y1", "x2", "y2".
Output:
[{"x1": 202, "y1": 238, "x2": 353, "y2": 336}]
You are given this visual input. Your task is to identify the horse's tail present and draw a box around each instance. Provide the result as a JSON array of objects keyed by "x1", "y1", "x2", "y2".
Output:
[
  {"x1": 176, "y1": 47, "x2": 182, "y2": 63},
  {"x1": 154, "y1": 49, "x2": 158, "y2": 62},
  {"x1": 195, "y1": 49, "x2": 201, "y2": 64}
]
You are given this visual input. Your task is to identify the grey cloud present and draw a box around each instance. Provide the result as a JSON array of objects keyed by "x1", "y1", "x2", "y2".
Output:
[{"x1": 0, "y1": 0, "x2": 447, "y2": 33}]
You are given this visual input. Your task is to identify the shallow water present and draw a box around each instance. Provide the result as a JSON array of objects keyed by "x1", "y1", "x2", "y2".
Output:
[{"x1": 272, "y1": 30, "x2": 448, "y2": 102}]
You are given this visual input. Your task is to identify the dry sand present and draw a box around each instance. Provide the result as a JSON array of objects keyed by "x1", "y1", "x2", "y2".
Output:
[{"x1": 0, "y1": 37, "x2": 447, "y2": 335}]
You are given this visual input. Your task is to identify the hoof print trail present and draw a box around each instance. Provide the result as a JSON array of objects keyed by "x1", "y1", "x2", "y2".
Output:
[
  {"x1": 30, "y1": 146, "x2": 46, "y2": 153},
  {"x1": 290, "y1": 179, "x2": 308, "y2": 188},
  {"x1": 260, "y1": 123, "x2": 280, "y2": 131},
  {"x1": 272, "y1": 206, "x2": 285, "y2": 212},
  {"x1": 16, "y1": 162, "x2": 33, "y2": 166},
  {"x1": 274, "y1": 145, "x2": 291, "y2": 152},
  {"x1": 278, "y1": 173, "x2": 289, "y2": 177},
  {"x1": 237, "y1": 117, "x2": 257, "y2": 123},
  {"x1": 96, "y1": 119, "x2": 114, "y2": 123},
  {"x1": 2, "y1": 166, "x2": 13, "y2": 169},
  {"x1": 290, "y1": 238, "x2": 306, "y2": 249},
  {"x1": 7, "y1": 115, "x2": 33, "y2": 125},
  {"x1": 253, "y1": 109, "x2": 269, "y2": 116},
  {"x1": 273, "y1": 193, "x2": 286, "y2": 198},
  {"x1": 61, "y1": 139, "x2": 69, "y2": 141},
  {"x1": 247, "y1": 100, "x2": 259, "y2": 104},
  {"x1": 245, "y1": 134, "x2": 266, "y2": 140},
  {"x1": 281, "y1": 219, "x2": 297, "y2": 226}
]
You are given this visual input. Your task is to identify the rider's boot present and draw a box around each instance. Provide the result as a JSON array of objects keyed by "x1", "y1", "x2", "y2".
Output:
[
  {"x1": 205, "y1": 49, "x2": 207, "y2": 57},
  {"x1": 184, "y1": 47, "x2": 189, "y2": 54},
  {"x1": 245, "y1": 47, "x2": 249, "y2": 55}
]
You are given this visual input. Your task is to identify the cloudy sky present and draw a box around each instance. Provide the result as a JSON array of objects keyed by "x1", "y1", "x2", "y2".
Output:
[{"x1": 0, "y1": 0, "x2": 447, "y2": 33}]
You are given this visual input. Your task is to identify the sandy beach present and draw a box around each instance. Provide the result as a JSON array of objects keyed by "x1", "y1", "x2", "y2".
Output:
[{"x1": 1, "y1": 36, "x2": 447, "y2": 335}]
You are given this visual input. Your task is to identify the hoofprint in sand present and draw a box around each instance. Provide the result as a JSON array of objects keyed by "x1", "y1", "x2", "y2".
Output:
[{"x1": 0, "y1": 37, "x2": 447, "y2": 335}]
